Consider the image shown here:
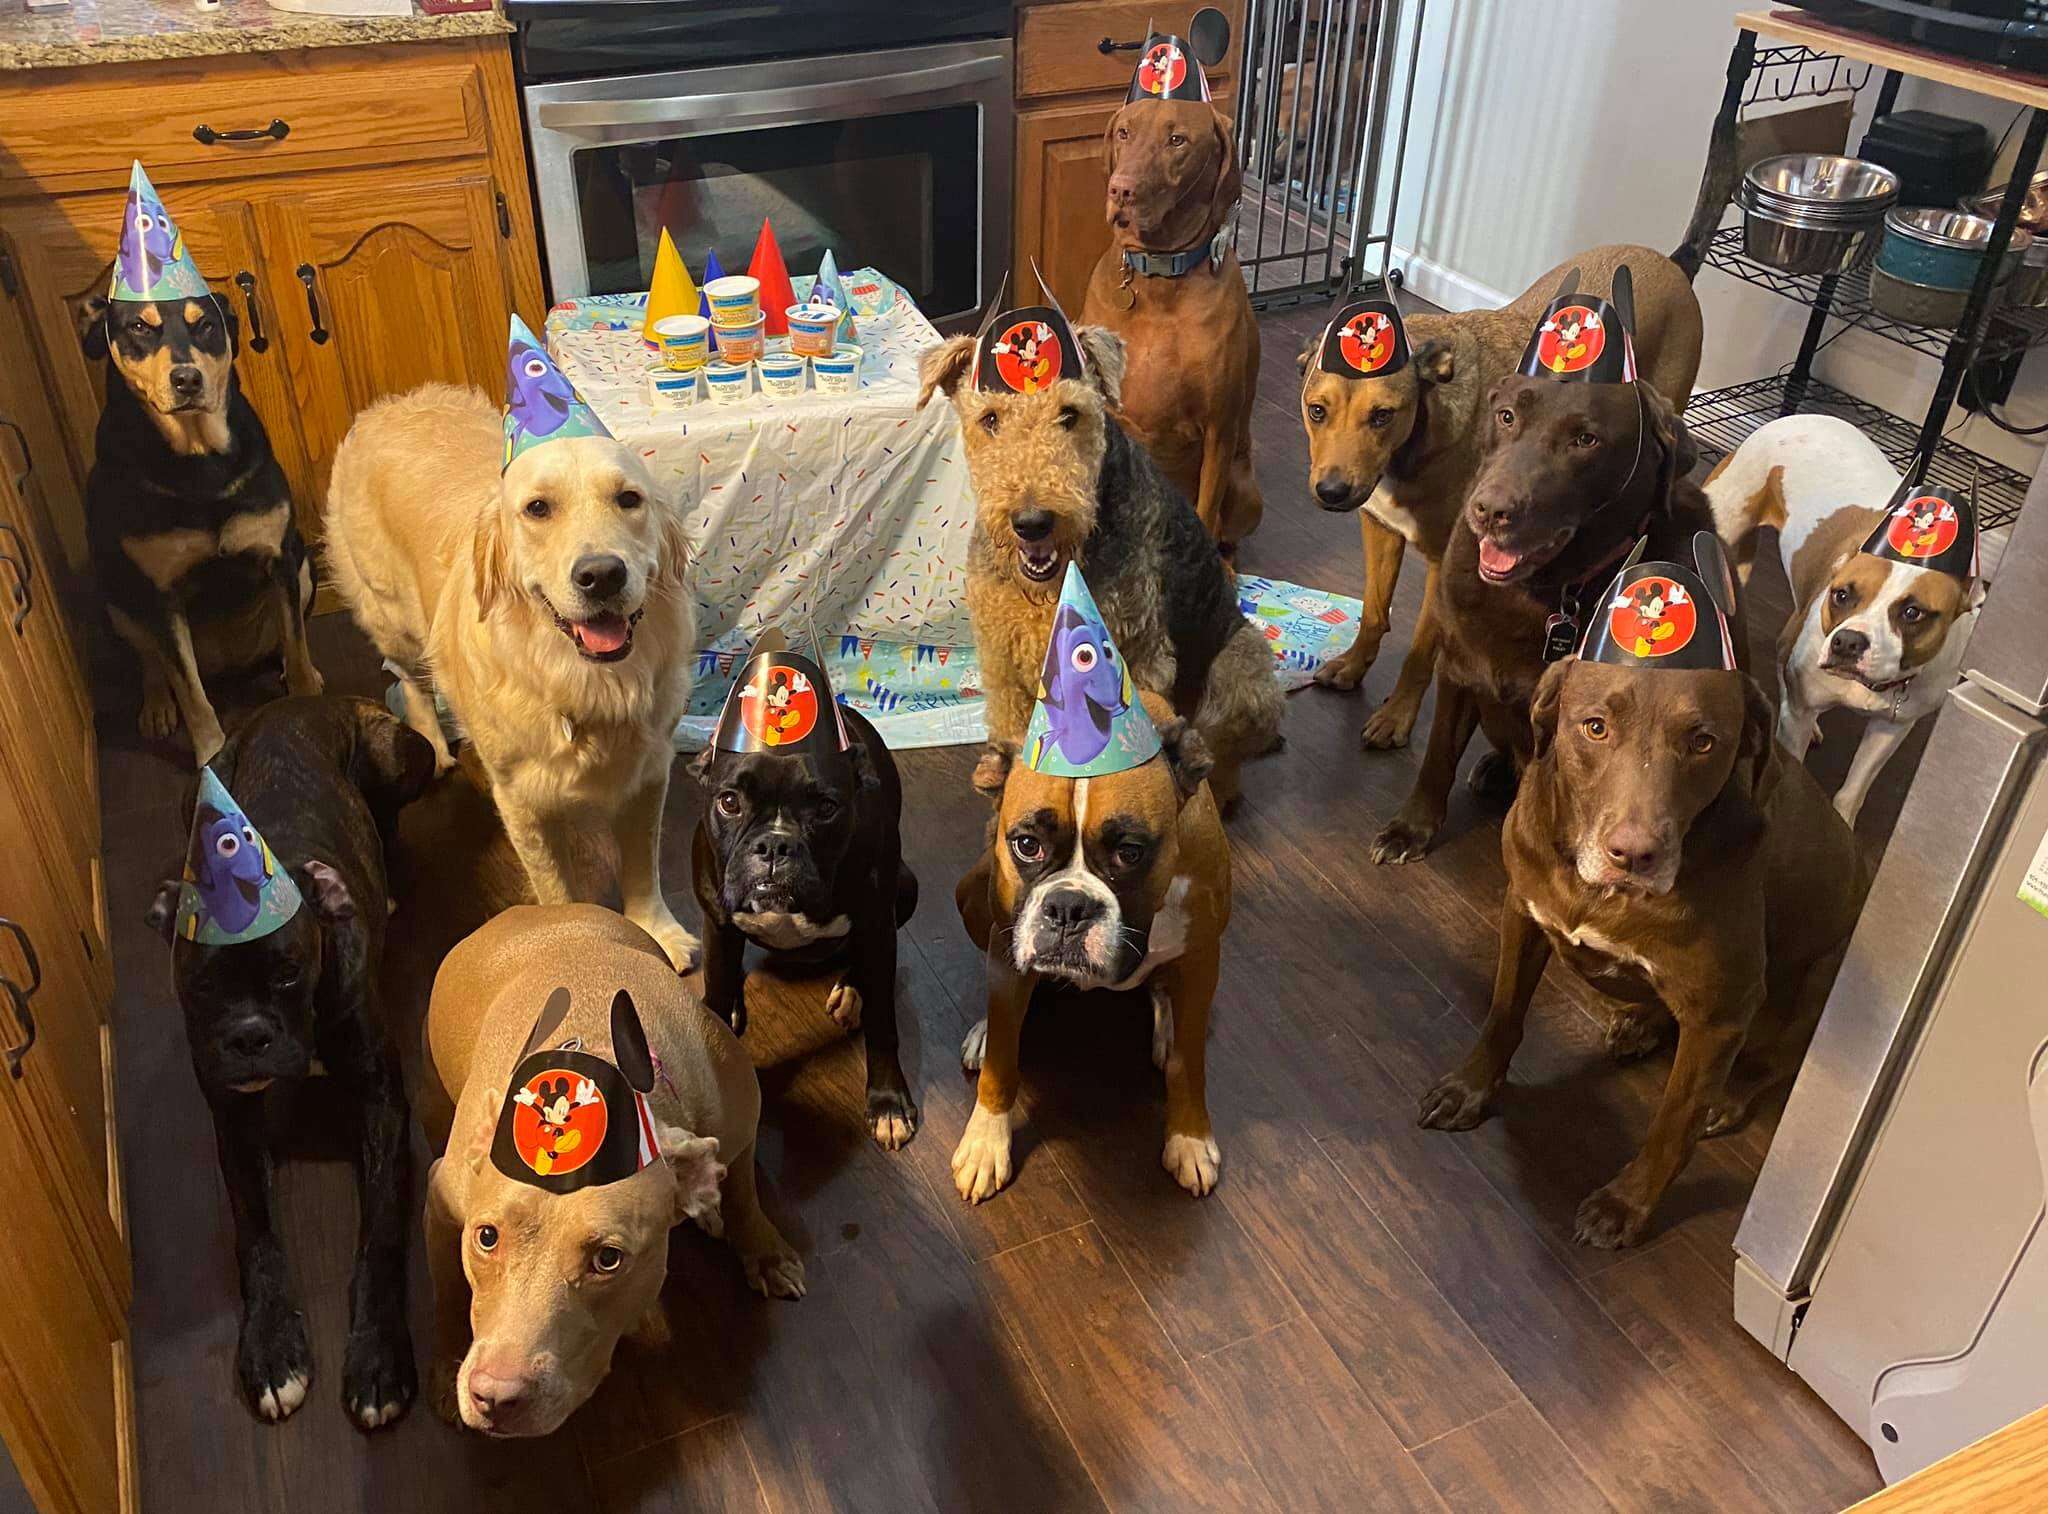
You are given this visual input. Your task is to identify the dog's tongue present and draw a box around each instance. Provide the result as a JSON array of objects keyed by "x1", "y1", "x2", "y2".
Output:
[
  {"x1": 574, "y1": 614, "x2": 629, "y2": 655},
  {"x1": 1477, "y1": 538, "x2": 1521, "y2": 578}
]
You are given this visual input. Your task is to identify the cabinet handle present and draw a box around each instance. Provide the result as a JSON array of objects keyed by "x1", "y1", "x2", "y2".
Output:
[
  {"x1": 296, "y1": 264, "x2": 328, "y2": 346},
  {"x1": 1, "y1": 976, "x2": 31, "y2": 1079},
  {"x1": 1098, "y1": 35, "x2": 1144, "y2": 53},
  {"x1": 233, "y1": 271, "x2": 269, "y2": 355},
  {"x1": 0, "y1": 415, "x2": 29, "y2": 494},
  {"x1": 0, "y1": 918, "x2": 41, "y2": 998},
  {"x1": 0, "y1": 529, "x2": 29, "y2": 633},
  {"x1": 192, "y1": 118, "x2": 290, "y2": 146}
]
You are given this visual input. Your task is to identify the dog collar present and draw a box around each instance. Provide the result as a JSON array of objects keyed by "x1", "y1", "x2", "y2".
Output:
[
  {"x1": 1541, "y1": 515, "x2": 1653, "y2": 664},
  {"x1": 1122, "y1": 222, "x2": 1235, "y2": 279}
]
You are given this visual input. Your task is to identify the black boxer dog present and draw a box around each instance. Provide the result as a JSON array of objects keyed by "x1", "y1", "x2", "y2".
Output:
[
  {"x1": 690, "y1": 702, "x2": 921, "y2": 1149},
  {"x1": 146, "y1": 696, "x2": 435, "y2": 1430}
]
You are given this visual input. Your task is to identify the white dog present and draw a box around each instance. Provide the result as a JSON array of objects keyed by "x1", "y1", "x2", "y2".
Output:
[{"x1": 324, "y1": 382, "x2": 700, "y2": 970}]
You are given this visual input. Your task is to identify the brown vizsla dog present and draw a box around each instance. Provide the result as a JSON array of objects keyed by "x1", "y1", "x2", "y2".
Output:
[
  {"x1": 1082, "y1": 95, "x2": 1262, "y2": 548},
  {"x1": 1417, "y1": 657, "x2": 1868, "y2": 1248},
  {"x1": 1295, "y1": 244, "x2": 1701, "y2": 749}
]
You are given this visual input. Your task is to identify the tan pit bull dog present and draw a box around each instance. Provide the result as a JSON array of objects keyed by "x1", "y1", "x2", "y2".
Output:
[
  {"x1": 953, "y1": 690, "x2": 1231, "y2": 1202},
  {"x1": 421, "y1": 904, "x2": 803, "y2": 1438},
  {"x1": 1295, "y1": 244, "x2": 1702, "y2": 748}
]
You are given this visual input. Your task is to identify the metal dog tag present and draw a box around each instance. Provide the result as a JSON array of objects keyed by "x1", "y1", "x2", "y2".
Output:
[{"x1": 1542, "y1": 612, "x2": 1579, "y2": 662}]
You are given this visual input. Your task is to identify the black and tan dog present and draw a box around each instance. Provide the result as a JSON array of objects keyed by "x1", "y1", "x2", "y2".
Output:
[
  {"x1": 147, "y1": 697, "x2": 436, "y2": 1426},
  {"x1": 83, "y1": 285, "x2": 319, "y2": 765},
  {"x1": 690, "y1": 639, "x2": 921, "y2": 1149}
]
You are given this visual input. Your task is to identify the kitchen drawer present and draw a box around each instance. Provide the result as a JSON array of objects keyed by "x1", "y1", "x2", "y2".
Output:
[
  {"x1": 1017, "y1": 1, "x2": 1244, "y2": 103},
  {"x1": 0, "y1": 52, "x2": 488, "y2": 186}
]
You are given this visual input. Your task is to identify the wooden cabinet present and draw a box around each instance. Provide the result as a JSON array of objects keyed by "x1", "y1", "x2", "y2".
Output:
[
  {"x1": 1012, "y1": 0, "x2": 1245, "y2": 310},
  {"x1": 0, "y1": 37, "x2": 544, "y2": 586}
]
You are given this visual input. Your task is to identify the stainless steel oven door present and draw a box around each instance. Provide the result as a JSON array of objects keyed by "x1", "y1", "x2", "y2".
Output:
[{"x1": 524, "y1": 38, "x2": 1013, "y2": 330}]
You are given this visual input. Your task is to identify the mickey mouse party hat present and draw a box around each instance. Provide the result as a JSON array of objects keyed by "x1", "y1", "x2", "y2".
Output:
[
  {"x1": 710, "y1": 628, "x2": 851, "y2": 758},
  {"x1": 1516, "y1": 265, "x2": 1638, "y2": 383},
  {"x1": 1023, "y1": 564, "x2": 1163, "y2": 777},
  {"x1": 492, "y1": 987, "x2": 662, "y2": 1195},
  {"x1": 173, "y1": 768, "x2": 304, "y2": 946},
  {"x1": 1127, "y1": 29, "x2": 1213, "y2": 103},
  {"x1": 1859, "y1": 477, "x2": 1979, "y2": 583},
  {"x1": 972, "y1": 268, "x2": 1087, "y2": 396},
  {"x1": 503, "y1": 314, "x2": 614, "y2": 470},
  {"x1": 111, "y1": 161, "x2": 211, "y2": 304},
  {"x1": 642, "y1": 228, "x2": 700, "y2": 352},
  {"x1": 1315, "y1": 296, "x2": 1410, "y2": 380},
  {"x1": 1579, "y1": 532, "x2": 1738, "y2": 673}
]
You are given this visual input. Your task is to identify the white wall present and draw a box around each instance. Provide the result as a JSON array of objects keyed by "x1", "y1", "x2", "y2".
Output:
[{"x1": 1370, "y1": 0, "x2": 2047, "y2": 474}]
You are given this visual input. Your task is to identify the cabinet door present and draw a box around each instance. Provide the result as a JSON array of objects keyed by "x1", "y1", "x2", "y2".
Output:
[
  {"x1": 255, "y1": 169, "x2": 513, "y2": 511},
  {"x1": 0, "y1": 192, "x2": 315, "y2": 569},
  {"x1": 1016, "y1": 99, "x2": 1124, "y2": 314}
]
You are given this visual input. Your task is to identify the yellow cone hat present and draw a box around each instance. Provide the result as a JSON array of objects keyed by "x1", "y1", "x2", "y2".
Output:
[{"x1": 643, "y1": 229, "x2": 700, "y2": 351}]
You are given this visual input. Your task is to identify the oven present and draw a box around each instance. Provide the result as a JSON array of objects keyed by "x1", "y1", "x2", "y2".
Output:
[{"x1": 514, "y1": 5, "x2": 1013, "y2": 333}]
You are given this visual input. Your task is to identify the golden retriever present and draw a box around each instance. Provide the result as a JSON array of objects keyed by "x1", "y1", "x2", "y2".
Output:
[{"x1": 323, "y1": 384, "x2": 701, "y2": 972}]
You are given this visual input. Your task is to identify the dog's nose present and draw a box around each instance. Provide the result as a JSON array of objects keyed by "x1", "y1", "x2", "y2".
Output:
[
  {"x1": 1041, "y1": 885, "x2": 1103, "y2": 933},
  {"x1": 572, "y1": 553, "x2": 629, "y2": 600},
  {"x1": 1012, "y1": 509, "x2": 1056, "y2": 543},
  {"x1": 1107, "y1": 173, "x2": 1137, "y2": 204},
  {"x1": 1601, "y1": 824, "x2": 1662, "y2": 877},
  {"x1": 1313, "y1": 474, "x2": 1355, "y2": 507},
  {"x1": 1829, "y1": 627, "x2": 1870, "y2": 662},
  {"x1": 750, "y1": 831, "x2": 795, "y2": 862},
  {"x1": 168, "y1": 365, "x2": 204, "y2": 399},
  {"x1": 1470, "y1": 494, "x2": 1518, "y2": 535},
  {"x1": 220, "y1": 1017, "x2": 274, "y2": 1060},
  {"x1": 467, "y1": 1369, "x2": 532, "y2": 1418}
]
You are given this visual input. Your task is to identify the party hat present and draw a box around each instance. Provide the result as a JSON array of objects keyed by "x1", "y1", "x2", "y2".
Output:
[
  {"x1": 643, "y1": 228, "x2": 700, "y2": 352},
  {"x1": 491, "y1": 987, "x2": 661, "y2": 1195},
  {"x1": 698, "y1": 248, "x2": 727, "y2": 351},
  {"x1": 1023, "y1": 564, "x2": 1163, "y2": 777},
  {"x1": 1579, "y1": 533, "x2": 1738, "y2": 672},
  {"x1": 749, "y1": 220, "x2": 798, "y2": 337},
  {"x1": 1860, "y1": 478, "x2": 1979, "y2": 583},
  {"x1": 813, "y1": 248, "x2": 858, "y2": 343},
  {"x1": 1315, "y1": 297, "x2": 1410, "y2": 379},
  {"x1": 710, "y1": 629, "x2": 851, "y2": 757},
  {"x1": 173, "y1": 768, "x2": 304, "y2": 946},
  {"x1": 1516, "y1": 265, "x2": 1638, "y2": 383},
  {"x1": 111, "y1": 161, "x2": 210, "y2": 304},
  {"x1": 1127, "y1": 31, "x2": 1213, "y2": 103},
  {"x1": 972, "y1": 265, "x2": 1085, "y2": 396},
  {"x1": 503, "y1": 314, "x2": 613, "y2": 470}
]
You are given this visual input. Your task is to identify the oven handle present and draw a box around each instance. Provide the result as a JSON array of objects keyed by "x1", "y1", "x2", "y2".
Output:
[{"x1": 534, "y1": 55, "x2": 1006, "y2": 131}]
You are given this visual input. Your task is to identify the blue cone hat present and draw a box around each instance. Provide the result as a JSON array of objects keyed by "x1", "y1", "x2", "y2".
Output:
[
  {"x1": 503, "y1": 314, "x2": 613, "y2": 470},
  {"x1": 1023, "y1": 564, "x2": 1163, "y2": 777},
  {"x1": 111, "y1": 161, "x2": 210, "y2": 304},
  {"x1": 173, "y1": 768, "x2": 304, "y2": 946}
]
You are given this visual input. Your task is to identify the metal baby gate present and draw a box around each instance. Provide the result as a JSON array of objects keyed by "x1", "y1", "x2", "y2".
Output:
[{"x1": 1231, "y1": 0, "x2": 1426, "y2": 308}]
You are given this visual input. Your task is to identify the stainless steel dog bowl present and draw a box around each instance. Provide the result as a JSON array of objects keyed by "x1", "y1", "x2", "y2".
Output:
[
  {"x1": 1879, "y1": 207, "x2": 2032, "y2": 290},
  {"x1": 1738, "y1": 186, "x2": 1883, "y2": 275},
  {"x1": 1738, "y1": 154, "x2": 1897, "y2": 275}
]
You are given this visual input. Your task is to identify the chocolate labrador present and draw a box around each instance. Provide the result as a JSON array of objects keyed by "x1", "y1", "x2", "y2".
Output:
[{"x1": 1417, "y1": 655, "x2": 1867, "y2": 1247}]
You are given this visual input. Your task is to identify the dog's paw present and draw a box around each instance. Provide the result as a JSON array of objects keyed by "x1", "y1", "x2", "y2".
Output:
[
  {"x1": 971, "y1": 745, "x2": 1012, "y2": 797},
  {"x1": 825, "y1": 979, "x2": 863, "y2": 1031},
  {"x1": 287, "y1": 665, "x2": 326, "y2": 698},
  {"x1": 237, "y1": 1306, "x2": 313, "y2": 1424},
  {"x1": 1573, "y1": 1183, "x2": 1652, "y2": 1250},
  {"x1": 138, "y1": 685, "x2": 181, "y2": 742},
  {"x1": 1701, "y1": 1089, "x2": 1759, "y2": 1139},
  {"x1": 868, "y1": 1084, "x2": 920, "y2": 1151},
  {"x1": 960, "y1": 1018, "x2": 988, "y2": 1073},
  {"x1": 341, "y1": 1316, "x2": 416, "y2": 1432},
  {"x1": 649, "y1": 922, "x2": 702, "y2": 976},
  {"x1": 191, "y1": 724, "x2": 228, "y2": 769},
  {"x1": 744, "y1": 1245, "x2": 807, "y2": 1301},
  {"x1": 1467, "y1": 751, "x2": 1518, "y2": 807},
  {"x1": 1312, "y1": 642, "x2": 1375, "y2": 691},
  {"x1": 1417, "y1": 1068, "x2": 1496, "y2": 1131},
  {"x1": 1150, "y1": 984, "x2": 1175, "y2": 1072},
  {"x1": 950, "y1": 1105, "x2": 1014, "y2": 1203},
  {"x1": 1604, "y1": 1003, "x2": 1671, "y2": 1063},
  {"x1": 1369, "y1": 814, "x2": 1437, "y2": 866},
  {"x1": 1162, "y1": 1132, "x2": 1221, "y2": 1197},
  {"x1": 1360, "y1": 699, "x2": 1418, "y2": 750}
]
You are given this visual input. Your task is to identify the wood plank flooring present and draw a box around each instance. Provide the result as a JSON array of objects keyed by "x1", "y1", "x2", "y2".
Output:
[{"x1": 95, "y1": 301, "x2": 1897, "y2": 1511}]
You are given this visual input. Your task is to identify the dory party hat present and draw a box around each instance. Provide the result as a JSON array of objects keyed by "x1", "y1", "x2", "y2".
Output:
[
  {"x1": 1023, "y1": 564, "x2": 1164, "y2": 777},
  {"x1": 812, "y1": 248, "x2": 858, "y2": 342},
  {"x1": 173, "y1": 768, "x2": 304, "y2": 946},
  {"x1": 642, "y1": 228, "x2": 700, "y2": 351},
  {"x1": 1579, "y1": 533, "x2": 1738, "y2": 673},
  {"x1": 1516, "y1": 265, "x2": 1638, "y2": 383},
  {"x1": 1316, "y1": 296, "x2": 1410, "y2": 379},
  {"x1": 503, "y1": 314, "x2": 613, "y2": 470},
  {"x1": 491, "y1": 987, "x2": 662, "y2": 1195},
  {"x1": 972, "y1": 268, "x2": 1086, "y2": 396},
  {"x1": 1860, "y1": 478, "x2": 1979, "y2": 582},
  {"x1": 112, "y1": 161, "x2": 210, "y2": 304},
  {"x1": 710, "y1": 629, "x2": 851, "y2": 757}
]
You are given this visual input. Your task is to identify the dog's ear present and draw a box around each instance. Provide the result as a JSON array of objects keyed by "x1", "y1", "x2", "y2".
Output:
[
  {"x1": 1295, "y1": 337, "x2": 1314, "y2": 375},
  {"x1": 351, "y1": 700, "x2": 438, "y2": 810},
  {"x1": 1529, "y1": 656, "x2": 1573, "y2": 762},
  {"x1": 660, "y1": 1129, "x2": 726, "y2": 1227},
  {"x1": 1206, "y1": 109, "x2": 1243, "y2": 239},
  {"x1": 80, "y1": 295, "x2": 111, "y2": 362},
  {"x1": 1075, "y1": 325, "x2": 1127, "y2": 409},
  {"x1": 297, "y1": 859, "x2": 357, "y2": 923},
  {"x1": 1156, "y1": 714, "x2": 1214, "y2": 802},
  {"x1": 1738, "y1": 671, "x2": 1776, "y2": 798},
  {"x1": 918, "y1": 335, "x2": 977, "y2": 409},
  {"x1": 1101, "y1": 104, "x2": 1129, "y2": 174},
  {"x1": 471, "y1": 503, "x2": 512, "y2": 619},
  {"x1": 465, "y1": 1089, "x2": 503, "y2": 1175},
  {"x1": 653, "y1": 489, "x2": 694, "y2": 592},
  {"x1": 971, "y1": 740, "x2": 1015, "y2": 799},
  {"x1": 847, "y1": 734, "x2": 882, "y2": 792},
  {"x1": 1413, "y1": 337, "x2": 1457, "y2": 387},
  {"x1": 1639, "y1": 384, "x2": 1699, "y2": 510},
  {"x1": 687, "y1": 744, "x2": 716, "y2": 788},
  {"x1": 215, "y1": 292, "x2": 240, "y2": 358},
  {"x1": 145, "y1": 879, "x2": 182, "y2": 942}
]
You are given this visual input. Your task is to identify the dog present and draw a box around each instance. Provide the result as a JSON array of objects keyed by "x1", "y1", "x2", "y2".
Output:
[
  {"x1": 1081, "y1": 27, "x2": 1263, "y2": 548},
  {"x1": 918, "y1": 307, "x2": 1283, "y2": 804},
  {"x1": 690, "y1": 640, "x2": 922, "y2": 1148},
  {"x1": 422, "y1": 904, "x2": 804, "y2": 1437},
  {"x1": 145, "y1": 696, "x2": 436, "y2": 1427},
  {"x1": 1369, "y1": 267, "x2": 1724, "y2": 864},
  {"x1": 952, "y1": 689, "x2": 1231, "y2": 1202},
  {"x1": 83, "y1": 290, "x2": 321, "y2": 766},
  {"x1": 322, "y1": 357, "x2": 701, "y2": 974},
  {"x1": 1417, "y1": 548, "x2": 1867, "y2": 1248},
  {"x1": 1295, "y1": 245, "x2": 1702, "y2": 750},
  {"x1": 1707, "y1": 415, "x2": 1988, "y2": 827}
]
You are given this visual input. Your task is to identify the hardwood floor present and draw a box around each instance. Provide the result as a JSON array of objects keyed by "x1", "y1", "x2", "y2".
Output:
[{"x1": 97, "y1": 302, "x2": 1898, "y2": 1512}]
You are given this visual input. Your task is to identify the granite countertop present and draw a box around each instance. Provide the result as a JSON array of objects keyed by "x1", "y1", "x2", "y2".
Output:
[{"x1": 0, "y1": 0, "x2": 511, "y2": 70}]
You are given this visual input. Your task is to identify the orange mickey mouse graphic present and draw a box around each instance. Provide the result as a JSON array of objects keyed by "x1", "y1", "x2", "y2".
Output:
[
  {"x1": 1535, "y1": 303, "x2": 1607, "y2": 375},
  {"x1": 1885, "y1": 495, "x2": 1959, "y2": 560},
  {"x1": 991, "y1": 320, "x2": 1061, "y2": 393},
  {"x1": 1338, "y1": 311, "x2": 1396, "y2": 374},
  {"x1": 738, "y1": 662, "x2": 820, "y2": 747},
  {"x1": 1136, "y1": 40, "x2": 1188, "y2": 96},
  {"x1": 1607, "y1": 574, "x2": 1697, "y2": 659},
  {"x1": 510, "y1": 1070, "x2": 608, "y2": 1178}
]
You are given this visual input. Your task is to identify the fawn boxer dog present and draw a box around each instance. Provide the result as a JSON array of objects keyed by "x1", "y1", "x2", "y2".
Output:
[
  {"x1": 1082, "y1": 17, "x2": 1263, "y2": 548},
  {"x1": 1296, "y1": 245, "x2": 1701, "y2": 749},
  {"x1": 422, "y1": 905, "x2": 803, "y2": 1438},
  {"x1": 1708, "y1": 415, "x2": 1988, "y2": 827},
  {"x1": 1419, "y1": 537, "x2": 1866, "y2": 1248},
  {"x1": 952, "y1": 569, "x2": 1232, "y2": 1202}
]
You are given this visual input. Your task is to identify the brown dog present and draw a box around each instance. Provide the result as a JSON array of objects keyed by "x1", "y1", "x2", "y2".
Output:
[
  {"x1": 1418, "y1": 656, "x2": 1868, "y2": 1247},
  {"x1": 1296, "y1": 246, "x2": 1701, "y2": 749},
  {"x1": 1082, "y1": 93, "x2": 1262, "y2": 547},
  {"x1": 951, "y1": 693, "x2": 1231, "y2": 1201}
]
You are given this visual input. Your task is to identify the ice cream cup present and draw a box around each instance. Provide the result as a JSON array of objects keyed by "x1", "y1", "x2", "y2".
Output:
[
  {"x1": 703, "y1": 360, "x2": 752, "y2": 404},
  {"x1": 712, "y1": 314, "x2": 766, "y2": 364},
  {"x1": 758, "y1": 351, "x2": 807, "y2": 398},
  {"x1": 786, "y1": 302, "x2": 840, "y2": 358},
  {"x1": 648, "y1": 367, "x2": 700, "y2": 408},
  {"x1": 811, "y1": 345, "x2": 861, "y2": 395},
  {"x1": 705, "y1": 275, "x2": 762, "y2": 326},
  {"x1": 653, "y1": 314, "x2": 710, "y2": 372}
]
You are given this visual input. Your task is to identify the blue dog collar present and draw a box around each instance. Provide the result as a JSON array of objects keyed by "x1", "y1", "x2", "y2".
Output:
[{"x1": 1122, "y1": 223, "x2": 1235, "y2": 279}]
